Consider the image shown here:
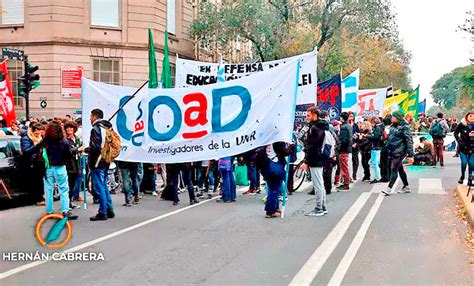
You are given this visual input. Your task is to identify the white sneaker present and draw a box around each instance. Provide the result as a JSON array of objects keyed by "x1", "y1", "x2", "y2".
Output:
[
  {"x1": 381, "y1": 188, "x2": 391, "y2": 196},
  {"x1": 152, "y1": 191, "x2": 158, "y2": 197},
  {"x1": 398, "y1": 186, "x2": 411, "y2": 194}
]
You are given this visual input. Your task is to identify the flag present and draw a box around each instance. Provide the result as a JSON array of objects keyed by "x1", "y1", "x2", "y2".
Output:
[
  {"x1": 161, "y1": 30, "x2": 173, "y2": 89},
  {"x1": 148, "y1": 28, "x2": 158, "y2": 88},
  {"x1": 399, "y1": 86, "x2": 420, "y2": 119},
  {"x1": 341, "y1": 69, "x2": 360, "y2": 110},
  {"x1": 0, "y1": 60, "x2": 17, "y2": 126},
  {"x1": 317, "y1": 74, "x2": 342, "y2": 120},
  {"x1": 355, "y1": 87, "x2": 387, "y2": 119},
  {"x1": 418, "y1": 99, "x2": 426, "y2": 114},
  {"x1": 383, "y1": 88, "x2": 408, "y2": 116}
]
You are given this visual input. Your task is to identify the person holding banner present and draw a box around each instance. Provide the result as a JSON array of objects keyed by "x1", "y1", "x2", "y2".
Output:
[
  {"x1": 78, "y1": 109, "x2": 115, "y2": 221},
  {"x1": 256, "y1": 142, "x2": 292, "y2": 218},
  {"x1": 382, "y1": 110, "x2": 415, "y2": 196}
]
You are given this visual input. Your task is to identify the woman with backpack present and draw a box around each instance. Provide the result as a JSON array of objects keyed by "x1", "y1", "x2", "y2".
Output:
[
  {"x1": 42, "y1": 121, "x2": 78, "y2": 220},
  {"x1": 454, "y1": 111, "x2": 474, "y2": 185}
]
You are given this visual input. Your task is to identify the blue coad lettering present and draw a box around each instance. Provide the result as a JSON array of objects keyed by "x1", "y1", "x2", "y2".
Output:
[
  {"x1": 148, "y1": 96, "x2": 182, "y2": 141},
  {"x1": 211, "y1": 86, "x2": 251, "y2": 133}
]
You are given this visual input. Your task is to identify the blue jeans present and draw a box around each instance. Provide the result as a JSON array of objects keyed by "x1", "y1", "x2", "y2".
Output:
[
  {"x1": 181, "y1": 169, "x2": 196, "y2": 201},
  {"x1": 43, "y1": 166, "x2": 70, "y2": 214},
  {"x1": 121, "y1": 168, "x2": 140, "y2": 202},
  {"x1": 220, "y1": 169, "x2": 236, "y2": 201},
  {"x1": 247, "y1": 163, "x2": 260, "y2": 189},
  {"x1": 90, "y1": 167, "x2": 114, "y2": 215},
  {"x1": 265, "y1": 180, "x2": 282, "y2": 214},
  {"x1": 371, "y1": 150, "x2": 382, "y2": 181},
  {"x1": 460, "y1": 152, "x2": 474, "y2": 180},
  {"x1": 71, "y1": 172, "x2": 83, "y2": 200}
]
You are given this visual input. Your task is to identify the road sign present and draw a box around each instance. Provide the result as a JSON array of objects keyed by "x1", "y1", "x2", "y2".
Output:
[
  {"x1": 61, "y1": 66, "x2": 83, "y2": 98},
  {"x1": 40, "y1": 100, "x2": 47, "y2": 108},
  {"x1": 1, "y1": 48, "x2": 25, "y2": 61}
]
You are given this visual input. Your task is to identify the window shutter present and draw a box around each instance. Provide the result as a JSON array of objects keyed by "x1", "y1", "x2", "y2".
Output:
[
  {"x1": 91, "y1": 0, "x2": 119, "y2": 27},
  {"x1": 167, "y1": 0, "x2": 176, "y2": 34},
  {"x1": 1, "y1": 0, "x2": 24, "y2": 25}
]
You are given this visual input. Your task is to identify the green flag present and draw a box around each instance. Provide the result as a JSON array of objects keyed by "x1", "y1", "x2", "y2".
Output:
[
  {"x1": 399, "y1": 86, "x2": 420, "y2": 120},
  {"x1": 161, "y1": 30, "x2": 173, "y2": 88},
  {"x1": 148, "y1": 28, "x2": 158, "y2": 88}
]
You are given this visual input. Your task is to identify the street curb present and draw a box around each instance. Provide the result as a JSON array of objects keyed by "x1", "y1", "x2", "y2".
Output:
[{"x1": 456, "y1": 184, "x2": 474, "y2": 229}]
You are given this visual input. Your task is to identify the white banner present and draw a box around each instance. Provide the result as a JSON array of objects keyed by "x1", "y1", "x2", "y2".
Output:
[
  {"x1": 175, "y1": 51, "x2": 317, "y2": 105},
  {"x1": 82, "y1": 61, "x2": 300, "y2": 163},
  {"x1": 355, "y1": 88, "x2": 387, "y2": 119}
]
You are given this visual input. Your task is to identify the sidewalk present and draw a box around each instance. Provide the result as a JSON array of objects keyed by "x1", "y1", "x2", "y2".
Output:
[{"x1": 456, "y1": 183, "x2": 474, "y2": 228}]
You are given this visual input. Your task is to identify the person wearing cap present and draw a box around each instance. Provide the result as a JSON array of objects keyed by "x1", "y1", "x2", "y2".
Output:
[
  {"x1": 382, "y1": 110, "x2": 414, "y2": 196},
  {"x1": 414, "y1": 137, "x2": 434, "y2": 165}
]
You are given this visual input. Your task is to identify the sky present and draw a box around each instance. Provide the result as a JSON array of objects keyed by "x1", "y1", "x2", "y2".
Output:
[{"x1": 391, "y1": 0, "x2": 472, "y2": 108}]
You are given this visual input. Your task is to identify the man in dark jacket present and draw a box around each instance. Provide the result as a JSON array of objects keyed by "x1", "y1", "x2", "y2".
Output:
[
  {"x1": 79, "y1": 108, "x2": 115, "y2": 221},
  {"x1": 302, "y1": 107, "x2": 330, "y2": 217},
  {"x1": 349, "y1": 112, "x2": 360, "y2": 181},
  {"x1": 338, "y1": 112, "x2": 353, "y2": 190},
  {"x1": 366, "y1": 117, "x2": 384, "y2": 183},
  {"x1": 382, "y1": 110, "x2": 414, "y2": 196}
]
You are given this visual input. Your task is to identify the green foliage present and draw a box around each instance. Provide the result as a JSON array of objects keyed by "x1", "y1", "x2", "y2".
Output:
[{"x1": 431, "y1": 65, "x2": 473, "y2": 110}]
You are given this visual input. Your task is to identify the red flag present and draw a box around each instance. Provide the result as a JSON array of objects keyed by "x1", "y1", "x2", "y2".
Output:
[{"x1": 0, "y1": 60, "x2": 17, "y2": 126}]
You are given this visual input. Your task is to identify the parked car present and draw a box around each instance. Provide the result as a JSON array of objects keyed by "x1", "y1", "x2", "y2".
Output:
[{"x1": 0, "y1": 135, "x2": 29, "y2": 210}]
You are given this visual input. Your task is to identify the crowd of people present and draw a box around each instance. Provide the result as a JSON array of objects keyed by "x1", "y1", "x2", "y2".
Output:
[{"x1": 2, "y1": 106, "x2": 473, "y2": 221}]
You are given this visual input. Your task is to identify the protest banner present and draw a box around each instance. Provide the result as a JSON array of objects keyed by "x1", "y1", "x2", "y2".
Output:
[
  {"x1": 341, "y1": 69, "x2": 360, "y2": 111},
  {"x1": 317, "y1": 74, "x2": 342, "y2": 120},
  {"x1": 354, "y1": 88, "x2": 387, "y2": 119},
  {"x1": 175, "y1": 51, "x2": 316, "y2": 105},
  {"x1": 83, "y1": 60, "x2": 300, "y2": 163}
]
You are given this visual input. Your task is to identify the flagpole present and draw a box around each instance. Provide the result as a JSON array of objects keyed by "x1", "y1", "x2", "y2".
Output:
[
  {"x1": 281, "y1": 59, "x2": 301, "y2": 219},
  {"x1": 108, "y1": 80, "x2": 149, "y2": 122}
]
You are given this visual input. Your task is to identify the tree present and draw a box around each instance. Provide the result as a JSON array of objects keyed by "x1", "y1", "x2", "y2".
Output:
[
  {"x1": 431, "y1": 65, "x2": 473, "y2": 111},
  {"x1": 190, "y1": 0, "x2": 400, "y2": 62},
  {"x1": 458, "y1": 11, "x2": 473, "y2": 40}
]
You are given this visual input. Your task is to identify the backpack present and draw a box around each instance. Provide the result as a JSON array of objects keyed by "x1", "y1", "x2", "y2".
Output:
[
  {"x1": 429, "y1": 120, "x2": 446, "y2": 138},
  {"x1": 96, "y1": 127, "x2": 121, "y2": 166},
  {"x1": 321, "y1": 130, "x2": 336, "y2": 160}
]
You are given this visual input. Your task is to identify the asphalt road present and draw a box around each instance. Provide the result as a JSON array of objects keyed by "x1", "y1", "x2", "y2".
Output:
[{"x1": 1, "y1": 153, "x2": 473, "y2": 285}]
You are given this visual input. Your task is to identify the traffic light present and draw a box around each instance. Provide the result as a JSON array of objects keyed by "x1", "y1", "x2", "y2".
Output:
[
  {"x1": 18, "y1": 57, "x2": 40, "y2": 97},
  {"x1": 17, "y1": 56, "x2": 40, "y2": 118}
]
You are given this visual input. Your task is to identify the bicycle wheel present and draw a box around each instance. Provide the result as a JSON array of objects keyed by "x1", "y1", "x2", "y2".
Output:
[{"x1": 293, "y1": 163, "x2": 306, "y2": 191}]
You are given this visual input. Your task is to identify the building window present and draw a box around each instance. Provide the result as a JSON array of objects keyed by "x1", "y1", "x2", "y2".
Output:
[
  {"x1": 7, "y1": 59, "x2": 23, "y2": 107},
  {"x1": 167, "y1": 0, "x2": 176, "y2": 35},
  {"x1": 170, "y1": 63, "x2": 176, "y2": 87},
  {"x1": 0, "y1": 0, "x2": 24, "y2": 25},
  {"x1": 92, "y1": 58, "x2": 120, "y2": 85},
  {"x1": 91, "y1": 0, "x2": 119, "y2": 27}
]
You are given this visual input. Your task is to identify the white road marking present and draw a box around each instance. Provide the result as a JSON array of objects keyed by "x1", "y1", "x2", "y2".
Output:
[
  {"x1": 289, "y1": 192, "x2": 372, "y2": 286},
  {"x1": 328, "y1": 194, "x2": 385, "y2": 285},
  {"x1": 418, "y1": 178, "x2": 446, "y2": 195},
  {"x1": 290, "y1": 179, "x2": 399, "y2": 286},
  {"x1": 0, "y1": 191, "x2": 233, "y2": 280}
]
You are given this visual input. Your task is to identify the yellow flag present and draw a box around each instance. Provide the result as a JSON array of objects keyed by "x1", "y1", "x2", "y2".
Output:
[{"x1": 383, "y1": 89, "x2": 408, "y2": 116}]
